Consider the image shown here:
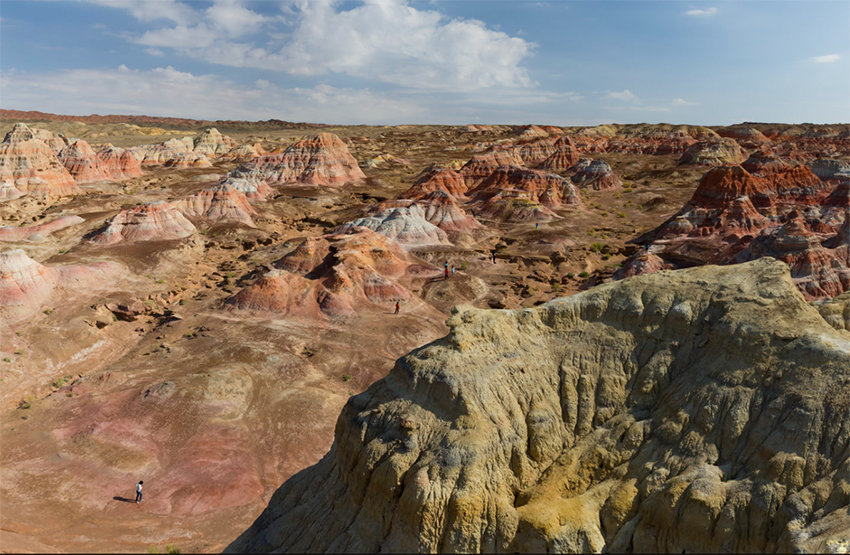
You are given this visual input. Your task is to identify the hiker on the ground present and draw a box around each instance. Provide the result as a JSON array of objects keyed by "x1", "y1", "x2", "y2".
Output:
[
  {"x1": 135, "y1": 481, "x2": 143, "y2": 503},
  {"x1": 490, "y1": 249, "x2": 497, "y2": 264},
  {"x1": 395, "y1": 301, "x2": 400, "y2": 315},
  {"x1": 444, "y1": 267, "x2": 450, "y2": 280},
  {"x1": 644, "y1": 243, "x2": 649, "y2": 253},
  {"x1": 451, "y1": 266, "x2": 456, "y2": 277}
]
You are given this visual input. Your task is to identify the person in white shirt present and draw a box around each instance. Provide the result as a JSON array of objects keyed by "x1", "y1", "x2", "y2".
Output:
[{"x1": 135, "y1": 481, "x2": 143, "y2": 503}]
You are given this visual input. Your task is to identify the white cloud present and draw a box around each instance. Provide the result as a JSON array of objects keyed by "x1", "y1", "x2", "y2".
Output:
[
  {"x1": 87, "y1": 0, "x2": 196, "y2": 25},
  {"x1": 0, "y1": 66, "x2": 430, "y2": 124},
  {"x1": 144, "y1": 48, "x2": 164, "y2": 56},
  {"x1": 0, "y1": 65, "x2": 583, "y2": 125},
  {"x1": 118, "y1": 0, "x2": 534, "y2": 92},
  {"x1": 631, "y1": 106, "x2": 670, "y2": 112},
  {"x1": 606, "y1": 89, "x2": 638, "y2": 102},
  {"x1": 205, "y1": 0, "x2": 269, "y2": 37},
  {"x1": 684, "y1": 7, "x2": 717, "y2": 16},
  {"x1": 812, "y1": 54, "x2": 842, "y2": 63},
  {"x1": 672, "y1": 98, "x2": 698, "y2": 106}
]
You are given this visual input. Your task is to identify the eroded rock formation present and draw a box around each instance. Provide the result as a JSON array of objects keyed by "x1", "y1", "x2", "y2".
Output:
[
  {"x1": 0, "y1": 123, "x2": 79, "y2": 197},
  {"x1": 89, "y1": 201, "x2": 196, "y2": 245},
  {"x1": 227, "y1": 258, "x2": 850, "y2": 554},
  {"x1": 223, "y1": 133, "x2": 365, "y2": 189}
]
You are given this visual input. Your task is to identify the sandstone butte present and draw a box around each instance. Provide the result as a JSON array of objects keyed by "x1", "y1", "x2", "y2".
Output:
[
  {"x1": 369, "y1": 191, "x2": 481, "y2": 234},
  {"x1": 401, "y1": 167, "x2": 470, "y2": 200},
  {"x1": 58, "y1": 139, "x2": 121, "y2": 183},
  {"x1": 95, "y1": 144, "x2": 143, "y2": 180},
  {"x1": 472, "y1": 166, "x2": 584, "y2": 207},
  {"x1": 222, "y1": 133, "x2": 365, "y2": 190},
  {"x1": 334, "y1": 204, "x2": 451, "y2": 248},
  {"x1": 175, "y1": 183, "x2": 256, "y2": 227},
  {"x1": 0, "y1": 123, "x2": 79, "y2": 197},
  {"x1": 226, "y1": 228, "x2": 425, "y2": 317},
  {"x1": 88, "y1": 201, "x2": 196, "y2": 246},
  {"x1": 617, "y1": 164, "x2": 849, "y2": 299},
  {"x1": 570, "y1": 159, "x2": 623, "y2": 191},
  {"x1": 226, "y1": 258, "x2": 850, "y2": 554},
  {"x1": 678, "y1": 137, "x2": 748, "y2": 166}
]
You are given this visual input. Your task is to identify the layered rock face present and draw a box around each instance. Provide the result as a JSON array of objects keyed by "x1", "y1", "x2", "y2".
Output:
[
  {"x1": 334, "y1": 205, "x2": 450, "y2": 248},
  {"x1": 401, "y1": 167, "x2": 469, "y2": 200},
  {"x1": 470, "y1": 166, "x2": 583, "y2": 208},
  {"x1": 736, "y1": 213, "x2": 850, "y2": 298},
  {"x1": 571, "y1": 159, "x2": 622, "y2": 191},
  {"x1": 176, "y1": 184, "x2": 256, "y2": 226},
  {"x1": 466, "y1": 166, "x2": 583, "y2": 223},
  {"x1": 460, "y1": 149, "x2": 525, "y2": 183},
  {"x1": 0, "y1": 123, "x2": 79, "y2": 197},
  {"x1": 228, "y1": 259, "x2": 850, "y2": 554},
  {"x1": 371, "y1": 192, "x2": 481, "y2": 233},
  {"x1": 192, "y1": 127, "x2": 238, "y2": 156},
  {"x1": 58, "y1": 139, "x2": 116, "y2": 183},
  {"x1": 811, "y1": 159, "x2": 850, "y2": 181},
  {"x1": 95, "y1": 144, "x2": 143, "y2": 180},
  {"x1": 538, "y1": 137, "x2": 581, "y2": 171},
  {"x1": 620, "y1": 165, "x2": 849, "y2": 299},
  {"x1": 679, "y1": 138, "x2": 748, "y2": 166},
  {"x1": 223, "y1": 133, "x2": 365, "y2": 189},
  {"x1": 228, "y1": 229, "x2": 427, "y2": 317},
  {"x1": 89, "y1": 201, "x2": 196, "y2": 245}
]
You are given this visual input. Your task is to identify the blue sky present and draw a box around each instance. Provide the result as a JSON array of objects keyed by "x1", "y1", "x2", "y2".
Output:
[{"x1": 1, "y1": 0, "x2": 848, "y2": 125}]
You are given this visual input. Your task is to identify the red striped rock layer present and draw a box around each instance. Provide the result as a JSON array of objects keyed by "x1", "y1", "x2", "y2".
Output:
[
  {"x1": 469, "y1": 166, "x2": 583, "y2": 209},
  {"x1": 89, "y1": 201, "x2": 196, "y2": 246},
  {"x1": 619, "y1": 165, "x2": 849, "y2": 299},
  {"x1": 736, "y1": 214, "x2": 850, "y2": 299},
  {"x1": 400, "y1": 167, "x2": 469, "y2": 200},
  {"x1": 0, "y1": 123, "x2": 79, "y2": 197},
  {"x1": 176, "y1": 184, "x2": 256, "y2": 226},
  {"x1": 224, "y1": 133, "x2": 364, "y2": 188},
  {"x1": 571, "y1": 159, "x2": 622, "y2": 191},
  {"x1": 95, "y1": 144, "x2": 143, "y2": 180},
  {"x1": 229, "y1": 229, "x2": 425, "y2": 318},
  {"x1": 370, "y1": 192, "x2": 480, "y2": 233},
  {"x1": 58, "y1": 140, "x2": 129, "y2": 183}
]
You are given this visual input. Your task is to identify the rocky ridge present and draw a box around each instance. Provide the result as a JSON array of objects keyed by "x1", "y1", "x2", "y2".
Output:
[{"x1": 227, "y1": 258, "x2": 850, "y2": 554}]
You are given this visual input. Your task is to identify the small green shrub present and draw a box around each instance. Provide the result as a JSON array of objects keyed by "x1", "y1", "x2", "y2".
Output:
[
  {"x1": 155, "y1": 279, "x2": 165, "y2": 284},
  {"x1": 58, "y1": 249, "x2": 66, "y2": 254},
  {"x1": 147, "y1": 546, "x2": 160, "y2": 554},
  {"x1": 617, "y1": 212, "x2": 626, "y2": 218},
  {"x1": 43, "y1": 308, "x2": 53, "y2": 315},
  {"x1": 165, "y1": 546, "x2": 180, "y2": 555},
  {"x1": 15, "y1": 349, "x2": 23, "y2": 355},
  {"x1": 342, "y1": 374, "x2": 352, "y2": 382},
  {"x1": 460, "y1": 261, "x2": 468, "y2": 271},
  {"x1": 589, "y1": 242, "x2": 605, "y2": 253},
  {"x1": 3, "y1": 358, "x2": 11, "y2": 363},
  {"x1": 566, "y1": 272, "x2": 575, "y2": 279},
  {"x1": 579, "y1": 271, "x2": 589, "y2": 278}
]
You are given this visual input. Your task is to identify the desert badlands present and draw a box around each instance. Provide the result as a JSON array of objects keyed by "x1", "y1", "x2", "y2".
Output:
[{"x1": 0, "y1": 112, "x2": 847, "y2": 553}]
